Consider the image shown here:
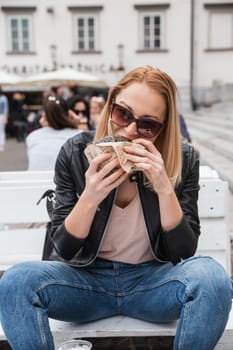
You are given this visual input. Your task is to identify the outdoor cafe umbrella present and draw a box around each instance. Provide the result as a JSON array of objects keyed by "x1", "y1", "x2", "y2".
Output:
[
  {"x1": 16, "y1": 68, "x2": 108, "y2": 89},
  {"x1": 0, "y1": 70, "x2": 21, "y2": 85}
]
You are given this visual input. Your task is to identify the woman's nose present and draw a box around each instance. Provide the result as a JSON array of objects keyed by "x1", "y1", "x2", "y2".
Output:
[{"x1": 125, "y1": 121, "x2": 138, "y2": 136}]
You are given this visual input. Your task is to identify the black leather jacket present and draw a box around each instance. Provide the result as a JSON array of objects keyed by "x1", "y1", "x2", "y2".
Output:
[{"x1": 49, "y1": 131, "x2": 200, "y2": 266}]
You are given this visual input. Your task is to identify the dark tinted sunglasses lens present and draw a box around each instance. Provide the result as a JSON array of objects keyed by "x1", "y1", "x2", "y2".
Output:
[
  {"x1": 137, "y1": 120, "x2": 162, "y2": 137},
  {"x1": 112, "y1": 105, "x2": 132, "y2": 126},
  {"x1": 74, "y1": 109, "x2": 87, "y2": 116}
]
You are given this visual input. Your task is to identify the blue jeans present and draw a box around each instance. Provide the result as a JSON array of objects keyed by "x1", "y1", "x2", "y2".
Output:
[{"x1": 0, "y1": 256, "x2": 232, "y2": 350}]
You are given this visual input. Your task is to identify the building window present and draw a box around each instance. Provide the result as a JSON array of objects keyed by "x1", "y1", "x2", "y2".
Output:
[
  {"x1": 76, "y1": 14, "x2": 97, "y2": 51},
  {"x1": 143, "y1": 14, "x2": 162, "y2": 49},
  {"x1": 2, "y1": 7, "x2": 36, "y2": 53},
  {"x1": 205, "y1": 3, "x2": 233, "y2": 50},
  {"x1": 8, "y1": 15, "x2": 32, "y2": 52},
  {"x1": 68, "y1": 6, "x2": 103, "y2": 53},
  {"x1": 135, "y1": 4, "x2": 170, "y2": 51}
]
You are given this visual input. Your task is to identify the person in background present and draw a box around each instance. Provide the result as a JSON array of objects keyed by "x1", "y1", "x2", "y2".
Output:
[
  {"x1": 25, "y1": 96, "x2": 82, "y2": 170},
  {"x1": 90, "y1": 95, "x2": 105, "y2": 128},
  {"x1": 56, "y1": 86, "x2": 70, "y2": 100},
  {"x1": 68, "y1": 95, "x2": 93, "y2": 131},
  {"x1": 11, "y1": 92, "x2": 29, "y2": 142},
  {"x1": 0, "y1": 86, "x2": 9, "y2": 151},
  {"x1": 179, "y1": 113, "x2": 192, "y2": 143},
  {"x1": 0, "y1": 66, "x2": 232, "y2": 350}
]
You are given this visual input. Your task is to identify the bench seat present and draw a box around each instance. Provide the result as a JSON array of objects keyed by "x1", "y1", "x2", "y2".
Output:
[
  {"x1": 1, "y1": 313, "x2": 233, "y2": 348},
  {"x1": 50, "y1": 313, "x2": 233, "y2": 349}
]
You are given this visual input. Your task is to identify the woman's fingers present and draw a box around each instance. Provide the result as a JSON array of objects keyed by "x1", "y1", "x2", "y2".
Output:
[
  {"x1": 85, "y1": 152, "x2": 128, "y2": 201},
  {"x1": 88, "y1": 153, "x2": 113, "y2": 172},
  {"x1": 132, "y1": 138, "x2": 160, "y2": 155},
  {"x1": 101, "y1": 168, "x2": 128, "y2": 188}
]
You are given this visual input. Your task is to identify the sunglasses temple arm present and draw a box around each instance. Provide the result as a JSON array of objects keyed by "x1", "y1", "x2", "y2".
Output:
[{"x1": 110, "y1": 119, "x2": 116, "y2": 141}]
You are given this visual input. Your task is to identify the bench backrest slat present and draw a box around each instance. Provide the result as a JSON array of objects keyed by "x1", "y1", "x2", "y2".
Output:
[
  {"x1": 0, "y1": 170, "x2": 54, "y2": 181},
  {"x1": 0, "y1": 186, "x2": 53, "y2": 223}
]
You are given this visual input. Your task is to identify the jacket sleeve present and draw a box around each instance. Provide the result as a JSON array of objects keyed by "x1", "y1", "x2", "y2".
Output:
[
  {"x1": 160, "y1": 145, "x2": 201, "y2": 264},
  {"x1": 50, "y1": 137, "x2": 87, "y2": 260}
]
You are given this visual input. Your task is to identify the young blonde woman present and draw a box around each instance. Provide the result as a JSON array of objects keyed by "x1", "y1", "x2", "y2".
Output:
[{"x1": 0, "y1": 66, "x2": 232, "y2": 350}]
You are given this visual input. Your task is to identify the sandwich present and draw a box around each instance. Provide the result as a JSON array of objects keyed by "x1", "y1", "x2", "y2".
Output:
[{"x1": 84, "y1": 136, "x2": 144, "y2": 173}]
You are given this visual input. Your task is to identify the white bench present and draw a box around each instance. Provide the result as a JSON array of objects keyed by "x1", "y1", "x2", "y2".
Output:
[
  {"x1": 0, "y1": 167, "x2": 232, "y2": 348},
  {"x1": 0, "y1": 171, "x2": 55, "y2": 271},
  {"x1": 0, "y1": 170, "x2": 54, "y2": 181},
  {"x1": 0, "y1": 170, "x2": 54, "y2": 188}
]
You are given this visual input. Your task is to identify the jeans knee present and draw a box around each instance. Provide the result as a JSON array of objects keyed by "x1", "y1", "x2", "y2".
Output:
[
  {"x1": 184, "y1": 257, "x2": 232, "y2": 310},
  {"x1": 0, "y1": 262, "x2": 41, "y2": 302}
]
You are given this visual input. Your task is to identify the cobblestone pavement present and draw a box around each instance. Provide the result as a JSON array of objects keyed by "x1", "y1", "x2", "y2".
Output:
[
  {"x1": 185, "y1": 102, "x2": 233, "y2": 275},
  {"x1": 186, "y1": 101, "x2": 233, "y2": 193}
]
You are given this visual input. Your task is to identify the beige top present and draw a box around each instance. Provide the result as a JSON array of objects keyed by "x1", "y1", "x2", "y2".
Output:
[{"x1": 98, "y1": 194, "x2": 154, "y2": 264}]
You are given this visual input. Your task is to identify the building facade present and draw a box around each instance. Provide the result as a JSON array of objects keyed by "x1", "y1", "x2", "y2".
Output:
[{"x1": 0, "y1": 0, "x2": 233, "y2": 111}]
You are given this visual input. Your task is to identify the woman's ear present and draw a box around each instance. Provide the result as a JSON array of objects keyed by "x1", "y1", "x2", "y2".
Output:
[{"x1": 39, "y1": 111, "x2": 49, "y2": 127}]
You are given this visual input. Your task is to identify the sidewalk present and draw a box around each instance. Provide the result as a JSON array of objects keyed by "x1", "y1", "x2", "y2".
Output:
[
  {"x1": 186, "y1": 101, "x2": 233, "y2": 192},
  {"x1": 185, "y1": 101, "x2": 233, "y2": 241},
  {"x1": 0, "y1": 138, "x2": 27, "y2": 171}
]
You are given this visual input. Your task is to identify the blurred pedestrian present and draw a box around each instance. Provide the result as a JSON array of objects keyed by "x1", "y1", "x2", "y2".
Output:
[
  {"x1": 179, "y1": 113, "x2": 192, "y2": 143},
  {"x1": 90, "y1": 96, "x2": 105, "y2": 128},
  {"x1": 11, "y1": 92, "x2": 28, "y2": 142},
  {"x1": 56, "y1": 86, "x2": 70, "y2": 100},
  {"x1": 0, "y1": 86, "x2": 9, "y2": 151},
  {"x1": 26, "y1": 96, "x2": 82, "y2": 170},
  {"x1": 68, "y1": 95, "x2": 93, "y2": 131}
]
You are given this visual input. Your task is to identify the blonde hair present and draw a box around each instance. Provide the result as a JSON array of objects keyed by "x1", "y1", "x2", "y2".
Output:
[
  {"x1": 94, "y1": 66, "x2": 182, "y2": 185},
  {"x1": 90, "y1": 96, "x2": 105, "y2": 110}
]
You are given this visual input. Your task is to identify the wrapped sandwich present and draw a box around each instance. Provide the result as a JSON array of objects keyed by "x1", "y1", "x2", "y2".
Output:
[{"x1": 84, "y1": 136, "x2": 144, "y2": 173}]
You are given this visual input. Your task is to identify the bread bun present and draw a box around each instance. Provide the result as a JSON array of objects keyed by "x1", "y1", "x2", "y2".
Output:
[{"x1": 84, "y1": 136, "x2": 144, "y2": 173}]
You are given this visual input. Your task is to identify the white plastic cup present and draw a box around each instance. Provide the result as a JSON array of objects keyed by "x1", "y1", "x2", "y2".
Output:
[{"x1": 56, "y1": 339, "x2": 92, "y2": 350}]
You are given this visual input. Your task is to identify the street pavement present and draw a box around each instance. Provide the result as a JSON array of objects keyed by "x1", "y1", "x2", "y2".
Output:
[
  {"x1": 0, "y1": 138, "x2": 27, "y2": 171},
  {"x1": 185, "y1": 101, "x2": 233, "y2": 192},
  {"x1": 185, "y1": 101, "x2": 233, "y2": 239}
]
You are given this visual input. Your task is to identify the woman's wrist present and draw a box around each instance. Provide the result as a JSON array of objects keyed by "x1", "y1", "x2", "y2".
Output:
[{"x1": 80, "y1": 189, "x2": 100, "y2": 211}]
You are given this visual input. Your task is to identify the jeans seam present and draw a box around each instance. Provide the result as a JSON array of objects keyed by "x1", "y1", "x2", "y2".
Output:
[
  {"x1": 178, "y1": 301, "x2": 189, "y2": 350},
  {"x1": 126, "y1": 278, "x2": 189, "y2": 296},
  {"x1": 36, "y1": 281, "x2": 116, "y2": 297},
  {"x1": 37, "y1": 310, "x2": 50, "y2": 350},
  {"x1": 178, "y1": 289, "x2": 211, "y2": 350}
]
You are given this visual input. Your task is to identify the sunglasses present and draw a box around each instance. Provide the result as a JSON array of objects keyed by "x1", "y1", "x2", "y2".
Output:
[
  {"x1": 111, "y1": 103, "x2": 164, "y2": 138},
  {"x1": 73, "y1": 109, "x2": 87, "y2": 116}
]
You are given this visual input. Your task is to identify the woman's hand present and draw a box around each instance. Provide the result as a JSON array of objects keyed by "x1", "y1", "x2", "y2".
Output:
[
  {"x1": 124, "y1": 139, "x2": 173, "y2": 195},
  {"x1": 84, "y1": 153, "x2": 128, "y2": 206},
  {"x1": 124, "y1": 139, "x2": 183, "y2": 231}
]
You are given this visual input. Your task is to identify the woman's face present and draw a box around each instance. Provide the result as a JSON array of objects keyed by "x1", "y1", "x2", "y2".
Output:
[
  {"x1": 90, "y1": 101, "x2": 101, "y2": 116},
  {"x1": 73, "y1": 102, "x2": 88, "y2": 118},
  {"x1": 39, "y1": 111, "x2": 48, "y2": 127},
  {"x1": 108, "y1": 82, "x2": 166, "y2": 142}
]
